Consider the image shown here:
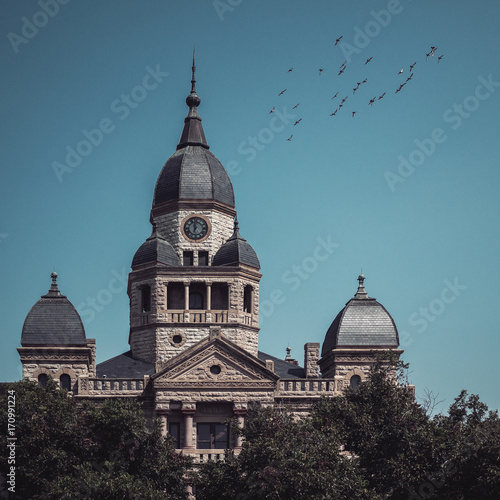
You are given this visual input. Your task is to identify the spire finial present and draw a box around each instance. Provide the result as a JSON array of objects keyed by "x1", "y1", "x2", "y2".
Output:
[
  {"x1": 355, "y1": 273, "x2": 368, "y2": 298},
  {"x1": 285, "y1": 346, "x2": 292, "y2": 360},
  {"x1": 47, "y1": 270, "x2": 61, "y2": 296},
  {"x1": 191, "y1": 45, "x2": 196, "y2": 94}
]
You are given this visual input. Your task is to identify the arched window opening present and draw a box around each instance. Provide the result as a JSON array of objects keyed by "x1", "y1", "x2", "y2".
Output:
[
  {"x1": 38, "y1": 373, "x2": 48, "y2": 388},
  {"x1": 212, "y1": 283, "x2": 229, "y2": 310},
  {"x1": 60, "y1": 374, "x2": 71, "y2": 391},
  {"x1": 350, "y1": 374, "x2": 362, "y2": 389},
  {"x1": 141, "y1": 285, "x2": 151, "y2": 313},
  {"x1": 189, "y1": 291, "x2": 204, "y2": 310},
  {"x1": 243, "y1": 285, "x2": 253, "y2": 313}
]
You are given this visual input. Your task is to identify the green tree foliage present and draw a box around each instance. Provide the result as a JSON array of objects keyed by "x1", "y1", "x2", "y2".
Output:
[{"x1": 0, "y1": 379, "x2": 190, "y2": 499}]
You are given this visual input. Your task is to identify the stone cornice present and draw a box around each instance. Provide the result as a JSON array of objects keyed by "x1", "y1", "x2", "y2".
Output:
[{"x1": 151, "y1": 199, "x2": 236, "y2": 220}]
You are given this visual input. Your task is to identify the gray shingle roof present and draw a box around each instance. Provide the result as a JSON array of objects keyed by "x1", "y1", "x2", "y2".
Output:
[
  {"x1": 258, "y1": 351, "x2": 306, "y2": 379},
  {"x1": 96, "y1": 351, "x2": 155, "y2": 378},
  {"x1": 322, "y1": 276, "x2": 399, "y2": 356},
  {"x1": 132, "y1": 227, "x2": 181, "y2": 268},
  {"x1": 212, "y1": 222, "x2": 260, "y2": 269},
  {"x1": 21, "y1": 273, "x2": 86, "y2": 346}
]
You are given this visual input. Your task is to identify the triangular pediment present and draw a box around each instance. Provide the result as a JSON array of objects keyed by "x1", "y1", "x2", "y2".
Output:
[{"x1": 152, "y1": 334, "x2": 279, "y2": 388}]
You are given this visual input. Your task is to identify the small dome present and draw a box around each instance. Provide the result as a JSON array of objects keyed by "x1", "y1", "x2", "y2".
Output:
[
  {"x1": 153, "y1": 146, "x2": 235, "y2": 208},
  {"x1": 212, "y1": 221, "x2": 260, "y2": 269},
  {"x1": 321, "y1": 275, "x2": 399, "y2": 356},
  {"x1": 132, "y1": 227, "x2": 181, "y2": 268},
  {"x1": 21, "y1": 273, "x2": 86, "y2": 346}
]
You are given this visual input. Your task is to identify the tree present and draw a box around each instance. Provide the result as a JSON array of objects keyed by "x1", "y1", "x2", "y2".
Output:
[
  {"x1": 194, "y1": 404, "x2": 370, "y2": 500},
  {"x1": 0, "y1": 379, "x2": 190, "y2": 499}
]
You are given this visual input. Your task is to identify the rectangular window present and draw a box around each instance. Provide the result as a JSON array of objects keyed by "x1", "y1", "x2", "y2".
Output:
[
  {"x1": 169, "y1": 422, "x2": 181, "y2": 449},
  {"x1": 198, "y1": 251, "x2": 209, "y2": 266},
  {"x1": 196, "y1": 423, "x2": 229, "y2": 449},
  {"x1": 183, "y1": 251, "x2": 193, "y2": 266}
]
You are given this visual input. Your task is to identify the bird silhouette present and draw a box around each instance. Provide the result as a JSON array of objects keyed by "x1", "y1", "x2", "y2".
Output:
[
  {"x1": 364, "y1": 57, "x2": 373, "y2": 65},
  {"x1": 332, "y1": 91, "x2": 339, "y2": 99},
  {"x1": 352, "y1": 111, "x2": 357, "y2": 117},
  {"x1": 338, "y1": 68, "x2": 345, "y2": 76},
  {"x1": 292, "y1": 103, "x2": 300, "y2": 109},
  {"x1": 286, "y1": 134, "x2": 293, "y2": 141},
  {"x1": 293, "y1": 118, "x2": 302, "y2": 126},
  {"x1": 362, "y1": 78, "x2": 367, "y2": 84},
  {"x1": 378, "y1": 92, "x2": 386, "y2": 100},
  {"x1": 426, "y1": 51, "x2": 431, "y2": 60},
  {"x1": 341, "y1": 96, "x2": 348, "y2": 104},
  {"x1": 368, "y1": 97, "x2": 376, "y2": 106},
  {"x1": 319, "y1": 68, "x2": 324, "y2": 75},
  {"x1": 335, "y1": 36, "x2": 343, "y2": 46},
  {"x1": 330, "y1": 109, "x2": 338, "y2": 116},
  {"x1": 398, "y1": 67, "x2": 403, "y2": 74},
  {"x1": 278, "y1": 89, "x2": 287, "y2": 96},
  {"x1": 269, "y1": 107, "x2": 275, "y2": 114},
  {"x1": 353, "y1": 86, "x2": 359, "y2": 94},
  {"x1": 288, "y1": 67, "x2": 293, "y2": 73},
  {"x1": 409, "y1": 61, "x2": 417, "y2": 72},
  {"x1": 438, "y1": 55, "x2": 444, "y2": 63}
]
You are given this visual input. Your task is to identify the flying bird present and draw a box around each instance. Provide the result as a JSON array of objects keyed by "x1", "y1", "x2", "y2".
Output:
[
  {"x1": 286, "y1": 134, "x2": 293, "y2": 141},
  {"x1": 353, "y1": 86, "x2": 359, "y2": 94},
  {"x1": 330, "y1": 110, "x2": 338, "y2": 116},
  {"x1": 378, "y1": 92, "x2": 386, "y2": 100},
  {"x1": 319, "y1": 68, "x2": 324, "y2": 75},
  {"x1": 368, "y1": 97, "x2": 376, "y2": 106},
  {"x1": 338, "y1": 68, "x2": 345, "y2": 76},
  {"x1": 288, "y1": 67, "x2": 293, "y2": 72},
  {"x1": 269, "y1": 107, "x2": 275, "y2": 114},
  {"x1": 409, "y1": 61, "x2": 417, "y2": 71},
  {"x1": 292, "y1": 102, "x2": 300, "y2": 109},
  {"x1": 426, "y1": 51, "x2": 431, "y2": 60},
  {"x1": 331, "y1": 91, "x2": 339, "y2": 99},
  {"x1": 352, "y1": 111, "x2": 357, "y2": 117},
  {"x1": 362, "y1": 78, "x2": 367, "y2": 84},
  {"x1": 278, "y1": 89, "x2": 287, "y2": 96},
  {"x1": 335, "y1": 35, "x2": 343, "y2": 45},
  {"x1": 398, "y1": 67, "x2": 403, "y2": 74},
  {"x1": 293, "y1": 118, "x2": 302, "y2": 126},
  {"x1": 341, "y1": 96, "x2": 348, "y2": 104},
  {"x1": 438, "y1": 55, "x2": 444, "y2": 63},
  {"x1": 338, "y1": 103, "x2": 343, "y2": 109},
  {"x1": 364, "y1": 57, "x2": 373, "y2": 65}
]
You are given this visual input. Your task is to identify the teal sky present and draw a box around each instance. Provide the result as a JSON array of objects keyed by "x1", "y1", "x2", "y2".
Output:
[{"x1": 1, "y1": 0, "x2": 499, "y2": 414}]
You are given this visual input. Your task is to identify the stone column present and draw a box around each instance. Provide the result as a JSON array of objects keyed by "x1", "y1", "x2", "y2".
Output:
[
  {"x1": 206, "y1": 282, "x2": 212, "y2": 311},
  {"x1": 156, "y1": 409, "x2": 169, "y2": 437},
  {"x1": 182, "y1": 409, "x2": 196, "y2": 450},
  {"x1": 233, "y1": 408, "x2": 247, "y2": 449},
  {"x1": 184, "y1": 282, "x2": 190, "y2": 310}
]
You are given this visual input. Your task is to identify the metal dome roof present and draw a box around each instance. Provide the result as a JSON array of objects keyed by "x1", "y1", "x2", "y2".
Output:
[
  {"x1": 152, "y1": 53, "x2": 235, "y2": 209},
  {"x1": 21, "y1": 272, "x2": 86, "y2": 346},
  {"x1": 132, "y1": 227, "x2": 181, "y2": 268},
  {"x1": 212, "y1": 221, "x2": 260, "y2": 269},
  {"x1": 321, "y1": 275, "x2": 399, "y2": 356}
]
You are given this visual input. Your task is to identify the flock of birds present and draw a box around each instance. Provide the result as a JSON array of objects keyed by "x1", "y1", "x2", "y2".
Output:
[{"x1": 267, "y1": 40, "x2": 444, "y2": 142}]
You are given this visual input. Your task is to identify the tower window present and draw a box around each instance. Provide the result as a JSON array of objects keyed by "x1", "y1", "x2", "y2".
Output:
[
  {"x1": 189, "y1": 291, "x2": 204, "y2": 310},
  {"x1": 60, "y1": 374, "x2": 71, "y2": 391},
  {"x1": 183, "y1": 251, "x2": 194, "y2": 266},
  {"x1": 38, "y1": 373, "x2": 48, "y2": 388},
  {"x1": 244, "y1": 285, "x2": 253, "y2": 313},
  {"x1": 167, "y1": 282, "x2": 184, "y2": 310},
  {"x1": 197, "y1": 423, "x2": 229, "y2": 449},
  {"x1": 350, "y1": 375, "x2": 361, "y2": 389},
  {"x1": 211, "y1": 283, "x2": 229, "y2": 310},
  {"x1": 141, "y1": 285, "x2": 151, "y2": 313},
  {"x1": 198, "y1": 251, "x2": 209, "y2": 266}
]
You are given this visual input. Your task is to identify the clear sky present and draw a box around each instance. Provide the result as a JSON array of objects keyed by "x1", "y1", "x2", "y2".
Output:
[{"x1": 1, "y1": 0, "x2": 499, "y2": 414}]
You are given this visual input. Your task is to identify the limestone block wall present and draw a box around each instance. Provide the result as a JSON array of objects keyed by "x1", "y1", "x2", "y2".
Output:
[
  {"x1": 22, "y1": 361, "x2": 90, "y2": 393},
  {"x1": 153, "y1": 209, "x2": 234, "y2": 259},
  {"x1": 130, "y1": 328, "x2": 156, "y2": 364}
]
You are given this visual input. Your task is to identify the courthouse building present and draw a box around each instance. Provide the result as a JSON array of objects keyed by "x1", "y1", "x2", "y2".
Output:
[{"x1": 17, "y1": 60, "x2": 403, "y2": 461}]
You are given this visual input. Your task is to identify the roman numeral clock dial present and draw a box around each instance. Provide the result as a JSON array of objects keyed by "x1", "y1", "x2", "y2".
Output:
[{"x1": 182, "y1": 215, "x2": 210, "y2": 241}]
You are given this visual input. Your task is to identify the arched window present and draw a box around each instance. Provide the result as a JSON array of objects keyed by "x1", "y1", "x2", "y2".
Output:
[
  {"x1": 189, "y1": 291, "x2": 204, "y2": 310},
  {"x1": 38, "y1": 373, "x2": 48, "y2": 388},
  {"x1": 60, "y1": 374, "x2": 71, "y2": 391},
  {"x1": 350, "y1": 374, "x2": 361, "y2": 389}
]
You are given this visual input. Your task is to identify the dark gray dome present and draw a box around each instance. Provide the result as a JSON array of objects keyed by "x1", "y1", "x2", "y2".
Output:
[
  {"x1": 153, "y1": 145, "x2": 235, "y2": 208},
  {"x1": 132, "y1": 228, "x2": 181, "y2": 268},
  {"x1": 21, "y1": 273, "x2": 86, "y2": 346},
  {"x1": 321, "y1": 275, "x2": 399, "y2": 356},
  {"x1": 213, "y1": 222, "x2": 260, "y2": 269}
]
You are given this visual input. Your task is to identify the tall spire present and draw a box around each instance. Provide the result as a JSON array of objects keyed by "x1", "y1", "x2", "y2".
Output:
[
  {"x1": 177, "y1": 48, "x2": 209, "y2": 150},
  {"x1": 354, "y1": 273, "x2": 369, "y2": 299}
]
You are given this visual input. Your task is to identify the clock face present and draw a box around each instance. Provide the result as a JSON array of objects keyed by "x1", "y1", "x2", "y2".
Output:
[{"x1": 183, "y1": 216, "x2": 209, "y2": 241}]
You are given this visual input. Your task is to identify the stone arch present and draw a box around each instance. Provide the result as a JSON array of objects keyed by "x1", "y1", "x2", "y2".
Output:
[
  {"x1": 54, "y1": 367, "x2": 77, "y2": 392},
  {"x1": 344, "y1": 367, "x2": 366, "y2": 389}
]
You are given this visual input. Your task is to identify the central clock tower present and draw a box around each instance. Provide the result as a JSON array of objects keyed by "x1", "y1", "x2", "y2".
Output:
[{"x1": 127, "y1": 55, "x2": 261, "y2": 371}]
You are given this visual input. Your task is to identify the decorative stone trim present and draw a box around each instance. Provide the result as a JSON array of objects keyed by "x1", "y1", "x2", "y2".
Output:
[{"x1": 168, "y1": 331, "x2": 187, "y2": 347}]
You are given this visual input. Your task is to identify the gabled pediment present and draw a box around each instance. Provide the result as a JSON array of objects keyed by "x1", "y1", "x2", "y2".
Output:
[{"x1": 152, "y1": 332, "x2": 279, "y2": 388}]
